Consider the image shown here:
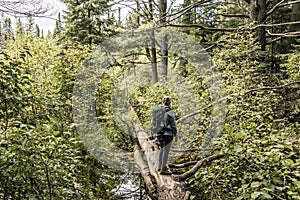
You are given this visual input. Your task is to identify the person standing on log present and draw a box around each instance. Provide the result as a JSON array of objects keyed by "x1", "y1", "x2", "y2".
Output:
[{"x1": 152, "y1": 96, "x2": 178, "y2": 175}]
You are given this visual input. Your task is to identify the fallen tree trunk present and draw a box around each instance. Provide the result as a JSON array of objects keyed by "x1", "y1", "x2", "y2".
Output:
[
  {"x1": 133, "y1": 124, "x2": 223, "y2": 200},
  {"x1": 134, "y1": 124, "x2": 189, "y2": 200}
]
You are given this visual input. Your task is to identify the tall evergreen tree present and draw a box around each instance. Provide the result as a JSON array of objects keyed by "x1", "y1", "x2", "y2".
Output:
[
  {"x1": 62, "y1": 0, "x2": 112, "y2": 44},
  {"x1": 35, "y1": 24, "x2": 40, "y2": 38},
  {"x1": 25, "y1": 14, "x2": 35, "y2": 35},
  {"x1": 15, "y1": 18, "x2": 24, "y2": 36},
  {"x1": 53, "y1": 12, "x2": 63, "y2": 38},
  {"x1": 3, "y1": 18, "x2": 13, "y2": 41}
]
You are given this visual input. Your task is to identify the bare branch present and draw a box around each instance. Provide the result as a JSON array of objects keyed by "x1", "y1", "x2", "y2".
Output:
[
  {"x1": 171, "y1": 148, "x2": 201, "y2": 153},
  {"x1": 215, "y1": 13, "x2": 249, "y2": 18},
  {"x1": 166, "y1": 23, "x2": 237, "y2": 32},
  {"x1": 163, "y1": 0, "x2": 211, "y2": 24},
  {"x1": 266, "y1": 30, "x2": 300, "y2": 38},
  {"x1": 177, "y1": 95, "x2": 228, "y2": 124},
  {"x1": 266, "y1": 0, "x2": 285, "y2": 17},
  {"x1": 245, "y1": 81, "x2": 300, "y2": 94},
  {"x1": 178, "y1": 81, "x2": 300, "y2": 123},
  {"x1": 173, "y1": 154, "x2": 224, "y2": 182},
  {"x1": 0, "y1": 0, "x2": 56, "y2": 17},
  {"x1": 254, "y1": 20, "x2": 300, "y2": 28},
  {"x1": 169, "y1": 161, "x2": 198, "y2": 169},
  {"x1": 266, "y1": 0, "x2": 300, "y2": 17}
]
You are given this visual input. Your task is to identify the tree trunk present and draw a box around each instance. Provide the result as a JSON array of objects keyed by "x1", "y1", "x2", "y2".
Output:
[
  {"x1": 136, "y1": 0, "x2": 141, "y2": 26},
  {"x1": 151, "y1": 28, "x2": 158, "y2": 84},
  {"x1": 160, "y1": 34, "x2": 168, "y2": 82},
  {"x1": 159, "y1": 0, "x2": 168, "y2": 82},
  {"x1": 133, "y1": 123, "x2": 223, "y2": 200},
  {"x1": 183, "y1": 0, "x2": 192, "y2": 34},
  {"x1": 149, "y1": 0, "x2": 154, "y2": 21},
  {"x1": 88, "y1": 8, "x2": 92, "y2": 45},
  {"x1": 159, "y1": 0, "x2": 167, "y2": 25},
  {"x1": 250, "y1": 0, "x2": 266, "y2": 50},
  {"x1": 134, "y1": 124, "x2": 189, "y2": 200}
]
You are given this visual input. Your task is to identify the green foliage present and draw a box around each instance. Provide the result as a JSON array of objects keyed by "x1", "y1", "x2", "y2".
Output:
[
  {"x1": 0, "y1": 126, "x2": 118, "y2": 199},
  {"x1": 95, "y1": 66, "x2": 135, "y2": 152},
  {"x1": 282, "y1": 50, "x2": 300, "y2": 81},
  {"x1": 189, "y1": 27, "x2": 300, "y2": 200},
  {"x1": 0, "y1": 30, "x2": 122, "y2": 199},
  {"x1": 0, "y1": 51, "x2": 33, "y2": 134},
  {"x1": 1, "y1": 2, "x2": 299, "y2": 197},
  {"x1": 130, "y1": 83, "x2": 180, "y2": 127}
]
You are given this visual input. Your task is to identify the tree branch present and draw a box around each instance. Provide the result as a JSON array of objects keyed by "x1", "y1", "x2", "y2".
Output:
[
  {"x1": 266, "y1": 30, "x2": 300, "y2": 38},
  {"x1": 177, "y1": 95, "x2": 227, "y2": 124},
  {"x1": 245, "y1": 80, "x2": 300, "y2": 94},
  {"x1": 0, "y1": 0, "x2": 55, "y2": 17},
  {"x1": 169, "y1": 161, "x2": 198, "y2": 169},
  {"x1": 173, "y1": 154, "x2": 224, "y2": 182},
  {"x1": 266, "y1": 0, "x2": 300, "y2": 17},
  {"x1": 215, "y1": 13, "x2": 249, "y2": 18},
  {"x1": 166, "y1": 23, "x2": 236, "y2": 32},
  {"x1": 265, "y1": 0, "x2": 285, "y2": 17},
  {"x1": 165, "y1": 0, "x2": 211, "y2": 22},
  {"x1": 254, "y1": 20, "x2": 300, "y2": 28},
  {"x1": 178, "y1": 81, "x2": 300, "y2": 123},
  {"x1": 171, "y1": 148, "x2": 201, "y2": 153}
]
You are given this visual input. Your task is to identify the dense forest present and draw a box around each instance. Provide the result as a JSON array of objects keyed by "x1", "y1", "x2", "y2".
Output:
[{"x1": 0, "y1": 0, "x2": 299, "y2": 199}]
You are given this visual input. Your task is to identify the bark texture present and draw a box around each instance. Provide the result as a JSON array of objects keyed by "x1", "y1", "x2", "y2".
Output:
[{"x1": 134, "y1": 124, "x2": 188, "y2": 200}]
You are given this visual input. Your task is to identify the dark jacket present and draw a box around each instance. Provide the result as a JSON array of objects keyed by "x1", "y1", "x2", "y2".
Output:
[{"x1": 162, "y1": 105, "x2": 178, "y2": 137}]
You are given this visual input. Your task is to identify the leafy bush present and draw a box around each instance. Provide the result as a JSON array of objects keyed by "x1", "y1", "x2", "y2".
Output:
[{"x1": 190, "y1": 28, "x2": 300, "y2": 200}]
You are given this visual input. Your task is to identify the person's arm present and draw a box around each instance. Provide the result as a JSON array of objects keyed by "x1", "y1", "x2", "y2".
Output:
[{"x1": 168, "y1": 111, "x2": 178, "y2": 137}]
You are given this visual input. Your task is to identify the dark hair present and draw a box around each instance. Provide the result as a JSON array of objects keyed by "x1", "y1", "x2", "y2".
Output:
[{"x1": 163, "y1": 96, "x2": 171, "y2": 106}]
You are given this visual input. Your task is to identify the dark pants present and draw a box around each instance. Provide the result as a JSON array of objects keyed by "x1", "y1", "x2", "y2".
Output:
[{"x1": 157, "y1": 135, "x2": 173, "y2": 170}]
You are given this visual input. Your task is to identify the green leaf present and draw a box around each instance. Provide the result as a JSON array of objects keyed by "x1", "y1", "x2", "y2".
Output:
[
  {"x1": 251, "y1": 191, "x2": 262, "y2": 199},
  {"x1": 234, "y1": 145, "x2": 243, "y2": 153},
  {"x1": 261, "y1": 191, "x2": 272, "y2": 199},
  {"x1": 251, "y1": 181, "x2": 262, "y2": 188},
  {"x1": 235, "y1": 131, "x2": 245, "y2": 140}
]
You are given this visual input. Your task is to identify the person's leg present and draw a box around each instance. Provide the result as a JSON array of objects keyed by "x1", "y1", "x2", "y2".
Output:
[
  {"x1": 160, "y1": 136, "x2": 173, "y2": 169},
  {"x1": 158, "y1": 136, "x2": 173, "y2": 174},
  {"x1": 157, "y1": 136, "x2": 164, "y2": 170}
]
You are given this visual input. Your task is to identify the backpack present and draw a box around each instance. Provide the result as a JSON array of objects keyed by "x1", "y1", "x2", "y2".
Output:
[{"x1": 151, "y1": 106, "x2": 170, "y2": 135}]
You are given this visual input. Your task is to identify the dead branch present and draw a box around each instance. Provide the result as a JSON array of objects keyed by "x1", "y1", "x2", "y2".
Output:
[
  {"x1": 215, "y1": 13, "x2": 249, "y2": 18},
  {"x1": 171, "y1": 148, "x2": 200, "y2": 153},
  {"x1": 169, "y1": 161, "x2": 198, "y2": 169},
  {"x1": 266, "y1": 0, "x2": 300, "y2": 17},
  {"x1": 0, "y1": 0, "x2": 55, "y2": 17},
  {"x1": 177, "y1": 81, "x2": 300, "y2": 123},
  {"x1": 265, "y1": 0, "x2": 285, "y2": 17},
  {"x1": 164, "y1": 0, "x2": 211, "y2": 24},
  {"x1": 173, "y1": 154, "x2": 224, "y2": 182},
  {"x1": 177, "y1": 95, "x2": 228, "y2": 124},
  {"x1": 166, "y1": 23, "x2": 236, "y2": 32},
  {"x1": 266, "y1": 30, "x2": 300, "y2": 38},
  {"x1": 245, "y1": 80, "x2": 300, "y2": 94},
  {"x1": 254, "y1": 21, "x2": 300, "y2": 28}
]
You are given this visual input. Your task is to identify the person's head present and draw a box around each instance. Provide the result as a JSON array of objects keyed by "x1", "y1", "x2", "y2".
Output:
[{"x1": 163, "y1": 96, "x2": 171, "y2": 106}]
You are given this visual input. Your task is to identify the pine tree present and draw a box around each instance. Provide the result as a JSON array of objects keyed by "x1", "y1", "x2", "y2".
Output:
[
  {"x1": 35, "y1": 24, "x2": 40, "y2": 38},
  {"x1": 62, "y1": 0, "x2": 112, "y2": 45},
  {"x1": 15, "y1": 18, "x2": 24, "y2": 36},
  {"x1": 26, "y1": 14, "x2": 35, "y2": 35},
  {"x1": 53, "y1": 12, "x2": 63, "y2": 38},
  {"x1": 3, "y1": 18, "x2": 13, "y2": 41}
]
